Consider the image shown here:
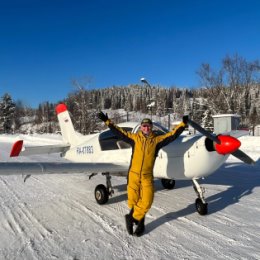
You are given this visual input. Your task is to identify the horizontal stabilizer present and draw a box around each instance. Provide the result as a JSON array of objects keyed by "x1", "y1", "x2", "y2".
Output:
[
  {"x1": 10, "y1": 140, "x2": 70, "y2": 157},
  {"x1": 10, "y1": 140, "x2": 24, "y2": 157}
]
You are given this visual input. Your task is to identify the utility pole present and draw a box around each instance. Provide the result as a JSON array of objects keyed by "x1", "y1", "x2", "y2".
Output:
[{"x1": 140, "y1": 77, "x2": 154, "y2": 120}]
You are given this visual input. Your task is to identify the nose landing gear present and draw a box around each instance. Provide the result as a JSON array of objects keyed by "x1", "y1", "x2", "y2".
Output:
[{"x1": 192, "y1": 178, "x2": 208, "y2": 215}]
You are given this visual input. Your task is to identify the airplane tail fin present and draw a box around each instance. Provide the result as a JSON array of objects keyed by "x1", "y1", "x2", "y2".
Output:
[{"x1": 56, "y1": 103, "x2": 80, "y2": 146}]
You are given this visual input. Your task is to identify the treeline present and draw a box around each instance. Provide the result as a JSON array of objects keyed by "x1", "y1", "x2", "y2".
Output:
[{"x1": 1, "y1": 54, "x2": 260, "y2": 134}]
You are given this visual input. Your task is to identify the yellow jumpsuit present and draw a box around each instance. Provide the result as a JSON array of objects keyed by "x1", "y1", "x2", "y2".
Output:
[{"x1": 105, "y1": 120, "x2": 186, "y2": 221}]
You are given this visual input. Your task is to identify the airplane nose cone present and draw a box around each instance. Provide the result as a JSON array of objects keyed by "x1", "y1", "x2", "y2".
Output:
[{"x1": 215, "y1": 135, "x2": 241, "y2": 155}]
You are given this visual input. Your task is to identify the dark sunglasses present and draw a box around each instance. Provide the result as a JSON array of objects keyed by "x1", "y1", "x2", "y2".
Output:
[{"x1": 141, "y1": 124, "x2": 152, "y2": 128}]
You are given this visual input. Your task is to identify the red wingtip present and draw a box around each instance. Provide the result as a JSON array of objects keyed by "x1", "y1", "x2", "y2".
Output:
[
  {"x1": 10, "y1": 140, "x2": 24, "y2": 157},
  {"x1": 56, "y1": 103, "x2": 67, "y2": 114},
  {"x1": 215, "y1": 135, "x2": 241, "y2": 155}
]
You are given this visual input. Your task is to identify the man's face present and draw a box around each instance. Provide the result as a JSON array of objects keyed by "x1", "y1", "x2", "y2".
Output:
[{"x1": 141, "y1": 124, "x2": 152, "y2": 135}]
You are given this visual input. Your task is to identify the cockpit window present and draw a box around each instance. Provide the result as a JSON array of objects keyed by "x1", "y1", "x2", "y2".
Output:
[{"x1": 99, "y1": 127, "x2": 132, "y2": 150}]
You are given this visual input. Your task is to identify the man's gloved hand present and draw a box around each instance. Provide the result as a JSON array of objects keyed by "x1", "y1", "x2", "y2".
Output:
[
  {"x1": 182, "y1": 115, "x2": 189, "y2": 125},
  {"x1": 97, "y1": 111, "x2": 108, "y2": 122}
]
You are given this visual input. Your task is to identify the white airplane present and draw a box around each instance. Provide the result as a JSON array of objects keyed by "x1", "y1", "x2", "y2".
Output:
[{"x1": 0, "y1": 103, "x2": 256, "y2": 215}]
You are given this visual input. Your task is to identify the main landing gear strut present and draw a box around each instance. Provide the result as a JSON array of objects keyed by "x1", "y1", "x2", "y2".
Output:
[
  {"x1": 192, "y1": 178, "x2": 208, "y2": 215},
  {"x1": 92, "y1": 172, "x2": 114, "y2": 205},
  {"x1": 91, "y1": 173, "x2": 208, "y2": 215}
]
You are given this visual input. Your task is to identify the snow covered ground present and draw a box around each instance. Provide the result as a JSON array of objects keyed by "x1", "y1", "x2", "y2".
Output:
[{"x1": 0, "y1": 133, "x2": 259, "y2": 260}]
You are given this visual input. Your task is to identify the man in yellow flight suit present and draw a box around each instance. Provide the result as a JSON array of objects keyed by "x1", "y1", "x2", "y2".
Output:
[{"x1": 98, "y1": 112, "x2": 188, "y2": 236}]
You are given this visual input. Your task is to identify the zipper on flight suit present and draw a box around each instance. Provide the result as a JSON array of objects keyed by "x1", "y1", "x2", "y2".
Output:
[{"x1": 139, "y1": 136, "x2": 147, "y2": 177}]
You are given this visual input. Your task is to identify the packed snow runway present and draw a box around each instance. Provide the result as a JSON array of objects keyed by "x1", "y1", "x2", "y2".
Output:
[{"x1": 0, "y1": 134, "x2": 259, "y2": 260}]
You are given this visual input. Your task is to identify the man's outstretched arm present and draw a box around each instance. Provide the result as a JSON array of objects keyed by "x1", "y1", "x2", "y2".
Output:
[{"x1": 97, "y1": 111, "x2": 133, "y2": 142}]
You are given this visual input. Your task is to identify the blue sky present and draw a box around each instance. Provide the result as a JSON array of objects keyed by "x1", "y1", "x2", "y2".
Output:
[{"x1": 1, "y1": 0, "x2": 260, "y2": 108}]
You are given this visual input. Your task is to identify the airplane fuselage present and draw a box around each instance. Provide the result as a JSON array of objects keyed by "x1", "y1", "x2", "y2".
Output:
[{"x1": 63, "y1": 129, "x2": 228, "y2": 180}]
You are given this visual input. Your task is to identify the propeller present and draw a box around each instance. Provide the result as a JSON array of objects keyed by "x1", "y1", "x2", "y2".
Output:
[{"x1": 187, "y1": 118, "x2": 255, "y2": 165}]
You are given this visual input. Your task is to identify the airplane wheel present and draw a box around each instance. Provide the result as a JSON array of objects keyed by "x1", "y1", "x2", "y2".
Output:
[
  {"x1": 195, "y1": 198, "x2": 208, "y2": 215},
  {"x1": 161, "y1": 179, "x2": 175, "y2": 189},
  {"x1": 95, "y1": 184, "x2": 109, "y2": 205}
]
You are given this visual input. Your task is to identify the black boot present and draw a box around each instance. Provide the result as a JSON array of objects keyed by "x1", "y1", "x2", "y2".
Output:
[
  {"x1": 134, "y1": 217, "x2": 145, "y2": 237},
  {"x1": 125, "y1": 209, "x2": 135, "y2": 235}
]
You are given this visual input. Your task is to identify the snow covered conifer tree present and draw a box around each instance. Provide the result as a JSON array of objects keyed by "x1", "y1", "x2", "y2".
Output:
[
  {"x1": 201, "y1": 109, "x2": 213, "y2": 131},
  {"x1": 0, "y1": 93, "x2": 16, "y2": 133}
]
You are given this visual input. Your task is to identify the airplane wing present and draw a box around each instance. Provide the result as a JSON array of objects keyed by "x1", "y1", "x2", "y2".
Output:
[
  {"x1": 10, "y1": 140, "x2": 70, "y2": 157},
  {"x1": 225, "y1": 130, "x2": 250, "y2": 139},
  {"x1": 0, "y1": 162, "x2": 128, "y2": 176}
]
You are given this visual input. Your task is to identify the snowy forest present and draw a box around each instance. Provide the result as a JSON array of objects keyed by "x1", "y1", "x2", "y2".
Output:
[{"x1": 0, "y1": 55, "x2": 260, "y2": 135}]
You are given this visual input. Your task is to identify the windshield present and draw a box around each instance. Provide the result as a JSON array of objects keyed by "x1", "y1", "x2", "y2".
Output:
[{"x1": 99, "y1": 127, "x2": 133, "y2": 150}]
